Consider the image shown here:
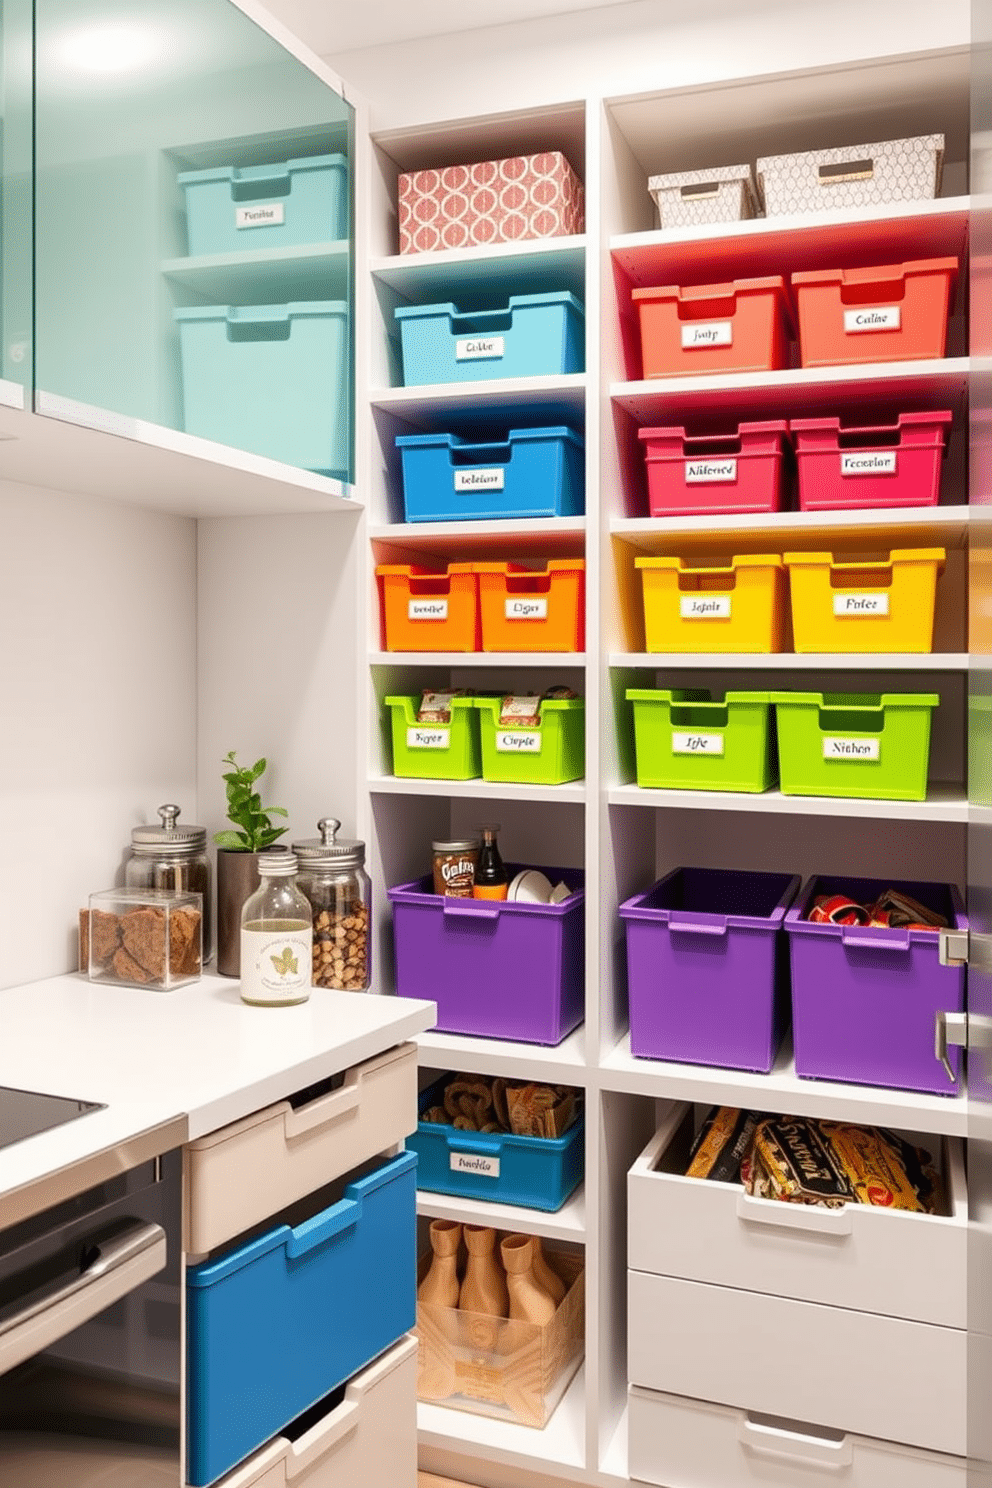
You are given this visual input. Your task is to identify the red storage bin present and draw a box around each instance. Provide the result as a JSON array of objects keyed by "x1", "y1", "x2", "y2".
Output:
[
  {"x1": 791, "y1": 257, "x2": 958, "y2": 368},
  {"x1": 632, "y1": 276, "x2": 791, "y2": 379},
  {"x1": 639, "y1": 420, "x2": 790, "y2": 517},
  {"x1": 791, "y1": 411, "x2": 953, "y2": 512}
]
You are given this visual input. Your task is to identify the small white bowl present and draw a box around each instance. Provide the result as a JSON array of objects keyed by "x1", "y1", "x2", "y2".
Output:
[{"x1": 508, "y1": 869, "x2": 554, "y2": 904}]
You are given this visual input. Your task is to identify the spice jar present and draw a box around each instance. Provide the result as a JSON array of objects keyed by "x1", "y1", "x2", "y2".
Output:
[
  {"x1": 240, "y1": 851, "x2": 312, "y2": 1007},
  {"x1": 433, "y1": 838, "x2": 479, "y2": 897},
  {"x1": 124, "y1": 804, "x2": 212, "y2": 960},
  {"x1": 293, "y1": 818, "x2": 371, "y2": 991}
]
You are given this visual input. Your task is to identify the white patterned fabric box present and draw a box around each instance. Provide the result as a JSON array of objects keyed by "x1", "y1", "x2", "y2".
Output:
[
  {"x1": 647, "y1": 163, "x2": 758, "y2": 228},
  {"x1": 398, "y1": 151, "x2": 584, "y2": 254},
  {"x1": 757, "y1": 135, "x2": 944, "y2": 215}
]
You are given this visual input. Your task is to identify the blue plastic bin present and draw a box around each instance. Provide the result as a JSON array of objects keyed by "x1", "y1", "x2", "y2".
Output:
[
  {"x1": 175, "y1": 302, "x2": 350, "y2": 477},
  {"x1": 410, "y1": 1075, "x2": 584, "y2": 1211},
  {"x1": 185, "y1": 1150, "x2": 416, "y2": 1487},
  {"x1": 178, "y1": 154, "x2": 348, "y2": 256},
  {"x1": 395, "y1": 292, "x2": 584, "y2": 386},
  {"x1": 397, "y1": 426, "x2": 584, "y2": 522}
]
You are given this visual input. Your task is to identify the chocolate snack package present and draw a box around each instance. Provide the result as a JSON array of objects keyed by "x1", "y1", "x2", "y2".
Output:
[
  {"x1": 685, "y1": 1106, "x2": 762, "y2": 1183},
  {"x1": 749, "y1": 1115, "x2": 851, "y2": 1207}
]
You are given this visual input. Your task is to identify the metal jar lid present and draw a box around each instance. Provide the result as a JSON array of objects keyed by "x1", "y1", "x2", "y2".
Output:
[
  {"x1": 432, "y1": 839, "x2": 479, "y2": 853},
  {"x1": 130, "y1": 804, "x2": 207, "y2": 857},
  {"x1": 293, "y1": 818, "x2": 366, "y2": 871}
]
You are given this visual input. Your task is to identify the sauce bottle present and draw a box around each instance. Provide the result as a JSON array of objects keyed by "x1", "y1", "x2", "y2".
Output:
[{"x1": 473, "y1": 825, "x2": 508, "y2": 901}]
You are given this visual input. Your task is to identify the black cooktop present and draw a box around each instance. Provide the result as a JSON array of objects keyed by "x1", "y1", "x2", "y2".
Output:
[{"x1": 0, "y1": 1085, "x2": 105, "y2": 1153}]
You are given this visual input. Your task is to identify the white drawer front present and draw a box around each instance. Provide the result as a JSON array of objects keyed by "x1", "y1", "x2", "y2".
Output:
[
  {"x1": 185, "y1": 1043, "x2": 418, "y2": 1253},
  {"x1": 628, "y1": 1106, "x2": 967, "y2": 1328},
  {"x1": 627, "y1": 1271, "x2": 965, "y2": 1456},
  {"x1": 628, "y1": 1387, "x2": 966, "y2": 1488}
]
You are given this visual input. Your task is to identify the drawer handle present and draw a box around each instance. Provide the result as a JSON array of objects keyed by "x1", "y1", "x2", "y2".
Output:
[
  {"x1": 740, "y1": 1413, "x2": 853, "y2": 1469},
  {"x1": 288, "y1": 1398, "x2": 360, "y2": 1477},
  {"x1": 668, "y1": 915, "x2": 728, "y2": 937},
  {"x1": 284, "y1": 1078, "x2": 361, "y2": 1140},
  {"x1": 840, "y1": 928, "x2": 911, "y2": 952},
  {"x1": 286, "y1": 1195, "x2": 361, "y2": 1259},
  {"x1": 442, "y1": 898, "x2": 501, "y2": 920},
  {"x1": 736, "y1": 1190, "x2": 853, "y2": 1236},
  {"x1": 448, "y1": 1132, "x2": 501, "y2": 1155}
]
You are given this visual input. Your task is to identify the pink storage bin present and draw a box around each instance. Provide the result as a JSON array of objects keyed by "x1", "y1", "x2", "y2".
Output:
[
  {"x1": 639, "y1": 420, "x2": 790, "y2": 517},
  {"x1": 791, "y1": 410, "x2": 952, "y2": 512}
]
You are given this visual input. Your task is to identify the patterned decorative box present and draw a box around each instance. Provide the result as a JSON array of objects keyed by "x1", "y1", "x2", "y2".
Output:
[
  {"x1": 647, "y1": 164, "x2": 758, "y2": 228},
  {"x1": 398, "y1": 152, "x2": 584, "y2": 254},
  {"x1": 757, "y1": 134, "x2": 944, "y2": 216}
]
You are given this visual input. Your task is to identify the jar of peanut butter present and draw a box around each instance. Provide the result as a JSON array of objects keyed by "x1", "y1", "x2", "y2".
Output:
[{"x1": 432, "y1": 839, "x2": 479, "y2": 897}]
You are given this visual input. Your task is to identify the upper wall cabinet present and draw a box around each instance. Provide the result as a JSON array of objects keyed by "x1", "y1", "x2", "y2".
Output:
[
  {"x1": 1, "y1": 0, "x2": 33, "y2": 406},
  {"x1": 33, "y1": 0, "x2": 355, "y2": 485}
]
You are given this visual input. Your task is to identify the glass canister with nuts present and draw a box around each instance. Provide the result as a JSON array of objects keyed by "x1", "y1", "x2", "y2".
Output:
[{"x1": 292, "y1": 817, "x2": 371, "y2": 991}]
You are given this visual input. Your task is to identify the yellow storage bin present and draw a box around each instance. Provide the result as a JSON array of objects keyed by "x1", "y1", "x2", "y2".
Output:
[
  {"x1": 635, "y1": 554, "x2": 786, "y2": 653},
  {"x1": 785, "y1": 547, "x2": 945, "y2": 654}
]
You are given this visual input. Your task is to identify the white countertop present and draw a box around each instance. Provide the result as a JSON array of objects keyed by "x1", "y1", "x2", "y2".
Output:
[{"x1": 0, "y1": 973, "x2": 435, "y2": 1210}]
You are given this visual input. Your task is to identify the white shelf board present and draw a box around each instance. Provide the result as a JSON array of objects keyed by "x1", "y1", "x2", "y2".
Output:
[
  {"x1": 370, "y1": 775, "x2": 586, "y2": 803},
  {"x1": 371, "y1": 651, "x2": 586, "y2": 667},
  {"x1": 417, "y1": 1025, "x2": 587, "y2": 1081},
  {"x1": 600, "y1": 1032, "x2": 967, "y2": 1137},
  {"x1": 612, "y1": 652, "x2": 968, "y2": 671},
  {"x1": 371, "y1": 236, "x2": 586, "y2": 300},
  {"x1": 607, "y1": 782, "x2": 968, "y2": 822},
  {"x1": 601, "y1": 1405, "x2": 629, "y2": 1483},
  {"x1": 162, "y1": 239, "x2": 349, "y2": 302},
  {"x1": 0, "y1": 377, "x2": 25, "y2": 412},
  {"x1": 371, "y1": 372, "x2": 587, "y2": 420},
  {"x1": 371, "y1": 517, "x2": 586, "y2": 559},
  {"x1": 610, "y1": 505, "x2": 970, "y2": 548},
  {"x1": 418, "y1": 1363, "x2": 586, "y2": 1473},
  {"x1": 417, "y1": 1184, "x2": 586, "y2": 1241}
]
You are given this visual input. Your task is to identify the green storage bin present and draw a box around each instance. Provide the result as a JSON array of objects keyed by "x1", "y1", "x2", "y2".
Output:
[
  {"x1": 772, "y1": 691, "x2": 939, "y2": 801},
  {"x1": 475, "y1": 697, "x2": 585, "y2": 784},
  {"x1": 626, "y1": 689, "x2": 776, "y2": 792},
  {"x1": 384, "y1": 695, "x2": 482, "y2": 780}
]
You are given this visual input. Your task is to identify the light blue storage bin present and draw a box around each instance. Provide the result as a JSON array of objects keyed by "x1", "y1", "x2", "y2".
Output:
[
  {"x1": 178, "y1": 154, "x2": 348, "y2": 256},
  {"x1": 395, "y1": 292, "x2": 584, "y2": 386},
  {"x1": 397, "y1": 426, "x2": 584, "y2": 522},
  {"x1": 175, "y1": 302, "x2": 350, "y2": 478},
  {"x1": 186, "y1": 1149, "x2": 416, "y2": 1487}
]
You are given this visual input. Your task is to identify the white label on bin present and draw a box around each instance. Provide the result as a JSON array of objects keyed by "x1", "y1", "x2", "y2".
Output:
[
  {"x1": 505, "y1": 597, "x2": 548, "y2": 620},
  {"x1": 408, "y1": 598, "x2": 448, "y2": 621},
  {"x1": 450, "y1": 1153, "x2": 500, "y2": 1178},
  {"x1": 454, "y1": 469, "x2": 505, "y2": 492},
  {"x1": 844, "y1": 305, "x2": 901, "y2": 333},
  {"x1": 681, "y1": 320, "x2": 732, "y2": 348},
  {"x1": 832, "y1": 592, "x2": 890, "y2": 617},
  {"x1": 823, "y1": 736, "x2": 880, "y2": 761},
  {"x1": 455, "y1": 336, "x2": 505, "y2": 361},
  {"x1": 685, "y1": 458, "x2": 738, "y2": 483},
  {"x1": 235, "y1": 203, "x2": 285, "y2": 229},
  {"x1": 680, "y1": 595, "x2": 732, "y2": 620},
  {"x1": 672, "y1": 731, "x2": 725, "y2": 755},
  {"x1": 841, "y1": 451, "x2": 898, "y2": 476},
  {"x1": 496, "y1": 730, "x2": 542, "y2": 754},
  {"x1": 406, "y1": 727, "x2": 449, "y2": 750}
]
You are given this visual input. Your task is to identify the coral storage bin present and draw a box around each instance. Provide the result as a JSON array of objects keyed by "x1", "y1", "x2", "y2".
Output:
[
  {"x1": 475, "y1": 560, "x2": 585, "y2": 651},
  {"x1": 786, "y1": 875, "x2": 967, "y2": 1094},
  {"x1": 384, "y1": 695, "x2": 483, "y2": 780},
  {"x1": 626, "y1": 689, "x2": 776, "y2": 792},
  {"x1": 772, "y1": 691, "x2": 939, "y2": 801},
  {"x1": 395, "y1": 293, "x2": 584, "y2": 386},
  {"x1": 178, "y1": 154, "x2": 348, "y2": 256},
  {"x1": 620, "y1": 868, "x2": 800, "y2": 1071},
  {"x1": 397, "y1": 427, "x2": 584, "y2": 523},
  {"x1": 186, "y1": 1150, "x2": 417, "y2": 1487},
  {"x1": 632, "y1": 276, "x2": 790, "y2": 378},
  {"x1": 388, "y1": 869, "x2": 584, "y2": 1044},
  {"x1": 475, "y1": 695, "x2": 585, "y2": 784},
  {"x1": 175, "y1": 302, "x2": 349, "y2": 477},
  {"x1": 792, "y1": 258, "x2": 958, "y2": 367},
  {"x1": 639, "y1": 420, "x2": 790, "y2": 517},
  {"x1": 792, "y1": 411, "x2": 953, "y2": 512},
  {"x1": 636, "y1": 554, "x2": 786, "y2": 653},
  {"x1": 376, "y1": 563, "x2": 479, "y2": 651},
  {"x1": 785, "y1": 547, "x2": 944, "y2": 653}
]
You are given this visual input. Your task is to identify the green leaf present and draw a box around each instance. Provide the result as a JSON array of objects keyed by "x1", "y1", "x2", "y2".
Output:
[
  {"x1": 266, "y1": 806, "x2": 289, "y2": 818},
  {"x1": 251, "y1": 758, "x2": 266, "y2": 779},
  {"x1": 258, "y1": 826, "x2": 288, "y2": 846},
  {"x1": 214, "y1": 830, "x2": 250, "y2": 849}
]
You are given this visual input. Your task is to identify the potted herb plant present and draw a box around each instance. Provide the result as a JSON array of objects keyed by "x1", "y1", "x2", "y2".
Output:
[{"x1": 214, "y1": 751, "x2": 289, "y2": 977}]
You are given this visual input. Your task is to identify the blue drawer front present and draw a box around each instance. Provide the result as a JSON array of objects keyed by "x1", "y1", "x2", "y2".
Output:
[
  {"x1": 395, "y1": 292, "x2": 584, "y2": 386},
  {"x1": 185, "y1": 1150, "x2": 417, "y2": 1487},
  {"x1": 397, "y1": 426, "x2": 584, "y2": 523},
  {"x1": 179, "y1": 154, "x2": 348, "y2": 256}
]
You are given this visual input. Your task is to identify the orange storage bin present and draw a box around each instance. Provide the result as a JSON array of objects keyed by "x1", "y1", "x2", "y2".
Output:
[
  {"x1": 632, "y1": 276, "x2": 791, "y2": 379},
  {"x1": 475, "y1": 560, "x2": 585, "y2": 652},
  {"x1": 792, "y1": 257, "x2": 958, "y2": 368},
  {"x1": 376, "y1": 563, "x2": 479, "y2": 652}
]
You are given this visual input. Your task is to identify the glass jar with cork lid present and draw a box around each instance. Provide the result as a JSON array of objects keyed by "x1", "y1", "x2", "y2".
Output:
[
  {"x1": 124, "y1": 804, "x2": 212, "y2": 960},
  {"x1": 292, "y1": 818, "x2": 371, "y2": 991}
]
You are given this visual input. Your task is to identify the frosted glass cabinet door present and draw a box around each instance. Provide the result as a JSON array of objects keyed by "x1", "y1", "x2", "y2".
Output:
[
  {"x1": 33, "y1": 0, "x2": 354, "y2": 483},
  {"x1": 1, "y1": 0, "x2": 33, "y2": 399}
]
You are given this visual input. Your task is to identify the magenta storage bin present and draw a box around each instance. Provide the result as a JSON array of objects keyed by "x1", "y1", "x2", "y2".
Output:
[
  {"x1": 786, "y1": 875, "x2": 967, "y2": 1096},
  {"x1": 639, "y1": 420, "x2": 790, "y2": 517},
  {"x1": 791, "y1": 411, "x2": 952, "y2": 512},
  {"x1": 620, "y1": 868, "x2": 800, "y2": 1072},
  {"x1": 388, "y1": 867, "x2": 584, "y2": 1045}
]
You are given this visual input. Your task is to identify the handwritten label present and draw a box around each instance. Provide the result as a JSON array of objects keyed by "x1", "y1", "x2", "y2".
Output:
[
  {"x1": 496, "y1": 730, "x2": 542, "y2": 754},
  {"x1": 841, "y1": 451, "x2": 897, "y2": 476},
  {"x1": 455, "y1": 336, "x2": 505, "y2": 361},
  {"x1": 672, "y1": 731, "x2": 725, "y2": 755},
  {"x1": 408, "y1": 599, "x2": 448, "y2": 621},
  {"x1": 832, "y1": 592, "x2": 890, "y2": 617},
  {"x1": 823, "y1": 736, "x2": 881, "y2": 761},
  {"x1": 235, "y1": 203, "x2": 285, "y2": 229},
  {"x1": 406, "y1": 728, "x2": 449, "y2": 750},
  {"x1": 454, "y1": 468, "x2": 505, "y2": 492},
  {"x1": 681, "y1": 320, "x2": 733, "y2": 349},
  {"x1": 685, "y1": 458, "x2": 738, "y2": 483},
  {"x1": 844, "y1": 305, "x2": 901, "y2": 333},
  {"x1": 450, "y1": 1152, "x2": 500, "y2": 1178},
  {"x1": 505, "y1": 597, "x2": 548, "y2": 620},
  {"x1": 680, "y1": 595, "x2": 732, "y2": 620}
]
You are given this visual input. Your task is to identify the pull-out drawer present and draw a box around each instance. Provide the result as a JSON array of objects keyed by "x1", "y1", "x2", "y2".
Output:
[
  {"x1": 627, "y1": 1271, "x2": 965, "y2": 1456},
  {"x1": 627, "y1": 1387, "x2": 966, "y2": 1488},
  {"x1": 212, "y1": 1335, "x2": 417, "y2": 1488},
  {"x1": 185, "y1": 1042, "x2": 417, "y2": 1253},
  {"x1": 628, "y1": 1105, "x2": 966, "y2": 1327}
]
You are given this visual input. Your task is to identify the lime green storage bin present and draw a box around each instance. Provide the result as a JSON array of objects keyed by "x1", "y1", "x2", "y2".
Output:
[
  {"x1": 626, "y1": 689, "x2": 776, "y2": 792},
  {"x1": 385, "y1": 696, "x2": 482, "y2": 780},
  {"x1": 772, "y1": 691, "x2": 939, "y2": 801},
  {"x1": 475, "y1": 698, "x2": 585, "y2": 784}
]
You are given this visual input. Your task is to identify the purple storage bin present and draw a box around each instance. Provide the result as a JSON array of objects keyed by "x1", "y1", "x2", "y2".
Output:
[
  {"x1": 387, "y1": 866, "x2": 584, "y2": 1046},
  {"x1": 786, "y1": 875, "x2": 967, "y2": 1095},
  {"x1": 619, "y1": 867, "x2": 800, "y2": 1072}
]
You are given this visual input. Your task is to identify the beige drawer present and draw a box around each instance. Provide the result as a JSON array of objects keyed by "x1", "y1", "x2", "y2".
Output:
[
  {"x1": 628, "y1": 1387, "x2": 966, "y2": 1488},
  {"x1": 185, "y1": 1042, "x2": 417, "y2": 1253},
  {"x1": 628, "y1": 1104, "x2": 967, "y2": 1327},
  {"x1": 627, "y1": 1270, "x2": 965, "y2": 1456},
  {"x1": 212, "y1": 1335, "x2": 417, "y2": 1488}
]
